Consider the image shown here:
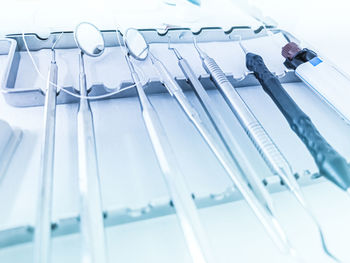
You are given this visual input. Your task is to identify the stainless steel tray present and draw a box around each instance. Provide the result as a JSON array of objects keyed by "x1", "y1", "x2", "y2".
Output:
[{"x1": 0, "y1": 26, "x2": 349, "y2": 254}]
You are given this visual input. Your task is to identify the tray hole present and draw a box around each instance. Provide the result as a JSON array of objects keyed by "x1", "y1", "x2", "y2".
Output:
[{"x1": 51, "y1": 222, "x2": 58, "y2": 231}]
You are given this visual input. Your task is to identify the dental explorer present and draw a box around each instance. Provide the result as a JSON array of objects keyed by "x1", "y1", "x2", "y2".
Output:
[{"x1": 34, "y1": 33, "x2": 61, "y2": 263}]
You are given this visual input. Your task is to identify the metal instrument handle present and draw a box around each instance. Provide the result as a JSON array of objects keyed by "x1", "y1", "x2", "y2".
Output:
[
  {"x1": 34, "y1": 60, "x2": 58, "y2": 263},
  {"x1": 133, "y1": 71, "x2": 215, "y2": 263},
  {"x1": 77, "y1": 55, "x2": 107, "y2": 263},
  {"x1": 202, "y1": 57, "x2": 296, "y2": 189}
]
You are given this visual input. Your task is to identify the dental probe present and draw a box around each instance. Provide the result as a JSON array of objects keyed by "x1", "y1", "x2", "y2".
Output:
[{"x1": 34, "y1": 39, "x2": 59, "y2": 263}]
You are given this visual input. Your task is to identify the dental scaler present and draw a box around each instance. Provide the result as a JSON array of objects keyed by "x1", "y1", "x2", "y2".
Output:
[{"x1": 282, "y1": 42, "x2": 350, "y2": 125}]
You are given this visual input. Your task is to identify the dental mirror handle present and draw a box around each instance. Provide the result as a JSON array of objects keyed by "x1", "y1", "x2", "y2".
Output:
[
  {"x1": 34, "y1": 57, "x2": 57, "y2": 263},
  {"x1": 77, "y1": 53, "x2": 107, "y2": 263},
  {"x1": 139, "y1": 92, "x2": 214, "y2": 263},
  {"x1": 130, "y1": 70, "x2": 215, "y2": 263},
  {"x1": 246, "y1": 52, "x2": 350, "y2": 191}
]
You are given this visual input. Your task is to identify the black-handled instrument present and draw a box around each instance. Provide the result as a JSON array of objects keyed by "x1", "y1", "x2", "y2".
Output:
[{"x1": 246, "y1": 52, "x2": 350, "y2": 191}]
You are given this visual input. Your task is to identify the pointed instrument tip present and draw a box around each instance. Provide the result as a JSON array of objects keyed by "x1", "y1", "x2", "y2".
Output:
[
  {"x1": 193, "y1": 38, "x2": 207, "y2": 59},
  {"x1": 320, "y1": 157, "x2": 350, "y2": 192},
  {"x1": 238, "y1": 41, "x2": 248, "y2": 55}
]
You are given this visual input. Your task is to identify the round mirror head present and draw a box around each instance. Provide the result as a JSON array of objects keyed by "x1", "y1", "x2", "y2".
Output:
[
  {"x1": 124, "y1": 28, "x2": 149, "y2": 60},
  {"x1": 74, "y1": 22, "x2": 105, "y2": 57}
]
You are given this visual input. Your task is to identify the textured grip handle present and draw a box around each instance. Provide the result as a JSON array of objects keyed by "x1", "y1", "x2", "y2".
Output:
[
  {"x1": 204, "y1": 57, "x2": 231, "y2": 86},
  {"x1": 204, "y1": 56, "x2": 293, "y2": 178},
  {"x1": 245, "y1": 121, "x2": 291, "y2": 175},
  {"x1": 291, "y1": 116, "x2": 350, "y2": 187},
  {"x1": 203, "y1": 57, "x2": 258, "y2": 123},
  {"x1": 246, "y1": 53, "x2": 350, "y2": 190}
]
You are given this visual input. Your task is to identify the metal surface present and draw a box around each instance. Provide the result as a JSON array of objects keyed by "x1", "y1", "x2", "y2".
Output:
[
  {"x1": 125, "y1": 28, "x2": 149, "y2": 61},
  {"x1": 74, "y1": 22, "x2": 105, "y2": 58}
]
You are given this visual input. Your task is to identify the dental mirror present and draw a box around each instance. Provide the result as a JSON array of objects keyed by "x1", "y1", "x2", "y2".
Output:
[
  {"x1": 74, "y1": 22, "x2": 105, "y2": 57},
  {"x1": 73, "y1": 21, "x2": 108, "y2": 263},
  {"x1": 124, "y1": 28, "x2": 149, "y2": 60}
]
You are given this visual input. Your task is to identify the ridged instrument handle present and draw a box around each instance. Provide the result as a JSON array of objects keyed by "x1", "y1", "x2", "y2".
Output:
[{"x1": 203, "y1": 57, "x2": 292, "y2": 178}]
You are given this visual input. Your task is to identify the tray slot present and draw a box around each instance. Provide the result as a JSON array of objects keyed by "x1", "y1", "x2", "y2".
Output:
[
  {"x1": 1, "y1": 28, "x2": 299, "y2": 107},
  {"x1": 0, "y1": 172, "x2": 321, "y2": 248}
]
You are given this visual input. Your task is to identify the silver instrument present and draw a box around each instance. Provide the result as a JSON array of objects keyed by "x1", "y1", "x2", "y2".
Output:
[
  {"x1": 167, "y1": 44, "x2": 275, "y2": 212},
  {"x1": 193, "y1": 40, "x2": 300, "y2": 196},
  {"x1": 34, "y1": 38, "x2": 59, "y2": 263},
  {"x1": 74, "y1": 22, "x2": 108, "y2": 263},
  {"x1": 123, "y1": 28, "x2": 215, "y2": 263}
]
